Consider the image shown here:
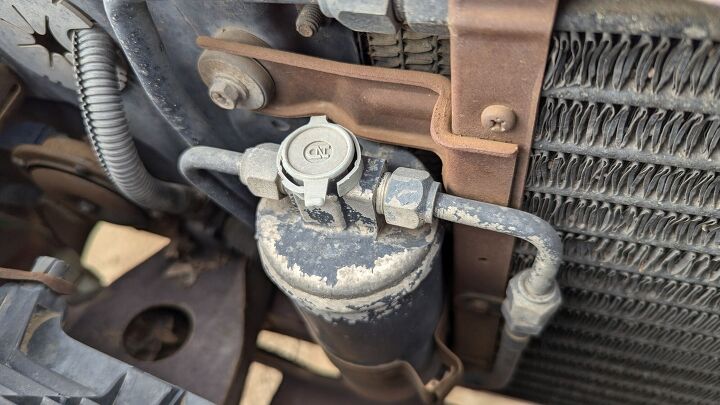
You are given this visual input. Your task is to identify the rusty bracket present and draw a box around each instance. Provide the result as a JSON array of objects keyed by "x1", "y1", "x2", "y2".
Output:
[
  {"x1": 197, "y1": 0, "x2": 557, "y2": 374},
  {"x1": 196, "y1": 36, "x2": 519, "y2": 204},
  {"x1": 448, "y1": 0, "x2": 559, "y2": 371}
]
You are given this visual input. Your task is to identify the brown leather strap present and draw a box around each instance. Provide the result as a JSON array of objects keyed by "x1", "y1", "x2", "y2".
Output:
[{"x1": 0, "y1": 267, "x2": 76, "y2": 295}]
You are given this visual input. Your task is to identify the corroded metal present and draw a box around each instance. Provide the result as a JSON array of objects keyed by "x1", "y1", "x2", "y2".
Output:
[
  {"x1": 194, "y1": 35, "x2": 530, "y2": 373},
  {"x1": 447, "y1": 0, "x2": 559, "y2": 369},
  {"x1": 508, "y1": 3, "x2": 720, "y2": 402},
  {"x1": 255, "y1": 150, "x2": 449, "y2": 402}
]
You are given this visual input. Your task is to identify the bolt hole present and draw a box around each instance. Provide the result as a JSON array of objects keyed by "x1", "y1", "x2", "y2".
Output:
[
  {"x1": 122, "y1": 305, "x2": 191, "y2": 361},
  {"x1": 270, "y1": 119, "x2": 290, "y2": 132}
]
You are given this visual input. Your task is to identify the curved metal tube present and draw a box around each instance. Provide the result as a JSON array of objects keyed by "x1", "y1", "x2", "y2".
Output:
[
  {"x1": 433, "y1": 192, "x2": 562, "y2": 296},
  {"x1": 475, "y1": 327, "x2": 530, "y2": 390},
  {"x1": 178, "y1": 146, "x2": 255, "y2": 229},
  {"x1": 73, "y1": 27, "x2": 192, "y2": 213},
  {"x1": 102, "y1": 0, "x2": 257, "y2": 217},
  {"x1": 432, "y1": 191, "x2": 562, "y2": 389},
  {"x1": 102, "y1": 0, "x2": 217, "y2": 147}
]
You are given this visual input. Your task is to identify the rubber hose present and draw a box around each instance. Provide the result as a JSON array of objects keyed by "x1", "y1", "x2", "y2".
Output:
[{"x1": 72, "y1": 28, "x2": 191, "y2": 214}]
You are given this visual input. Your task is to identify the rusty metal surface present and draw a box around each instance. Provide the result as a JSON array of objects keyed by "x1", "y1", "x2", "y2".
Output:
[
  {"x1": 447, "y1": 0, "x2": 559, "y2": 369},
  {"x1": 196, "y1": 37, "x2": 518, "y2": 196},
  {"x1": 197, "y1": 14, "x2": 554, "y2": 375},
  {"x1": 12, "y1": 137, "x2": 146, "y2": 227},
  {"x1": 192, "y1": 43, "x2": 519, "y2": 371},
  {"x1": 66, "y1": 251, "x2": 259, "y2": 405}
]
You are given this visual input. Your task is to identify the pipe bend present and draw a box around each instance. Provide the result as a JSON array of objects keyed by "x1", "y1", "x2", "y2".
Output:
[
  {"x1": 178, "y1": 147, "x2": 255, "y2": 229},
  {"x1": 433, "y1": 192, "x2": 561, "y2": 297}
]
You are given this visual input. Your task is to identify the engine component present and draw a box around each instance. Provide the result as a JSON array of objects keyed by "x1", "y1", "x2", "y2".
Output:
[
  {"x1": 11, "y1": 136, "x2": 146, "y2": 255},
  {"x1": 72, "y1": 27, "x2": 194, "y2": 214},
  {"x1": 258, "y1": 126, "x2": 447, "y2": 403},
  {"x1": 446, "y1": 0, "x2": 559, "y2": 369},
  {"x1": 508, "y1": 2, "x2": 720, "y2": 403},
  {"x1": 295, "y1": 4, "x2": 325, "y2": 38},
  {"x1": 317, "y1": 0, "x2": 400, "y2": 34},
  {"x1": 0, "y1": 0, "x2": 91, "y2": 89},
  {"x1": 11, "y1": 137, "x2": 146, "y2": 227},
  {"x1": 376, "y1": 164, "x2": 564, "y2": 388},
  {"x1": 177, "y1": 146, "x2": 256, "y2": 228},
  {"x1": 366, "y1": 31, "x2": 450, "y2": 75},
  {"x1": 0, "y1": 257, "x2": 210, "y2": 404},
  {"x1": 277, "y1": 115, "x2": 363, "y2": 207},
  {"x1": 363, "y1": 0, "x2": 720, "y2": 402},
  {"x1": 101, "y1": 0, "x2": 218, "y2": 148},
  {"x1": 194, "y1": 31, "x2": 557, "y2": 369},
  {"x1": 393, "y1": 0, "x2": 449, "y2": 35},
  {"x1": 197, "y1": 29, "x2": 275, "y2": 111},
  {"x1": 181, "y1": 118, "x2": 460, "y2": 402},
  {"x1": 180, "y1": 115, "x2": 563, "y2": 398}
]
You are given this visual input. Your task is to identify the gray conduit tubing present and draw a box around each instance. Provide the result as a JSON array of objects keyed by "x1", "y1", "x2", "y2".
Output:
[
  {"x1": 73, "y1": 28, "x2": 192, "y2": 213},
  {"x1": 178, "y1": 146, "x2": 255, "y2": 229},
  {"x1": 102, "y1": 0, "x2": 256, "y2": 211}
]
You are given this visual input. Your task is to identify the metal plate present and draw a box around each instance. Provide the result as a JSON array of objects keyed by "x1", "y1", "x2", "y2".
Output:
[{"x1": 0, "y1": 0, "x2": 92, "y2": 89}]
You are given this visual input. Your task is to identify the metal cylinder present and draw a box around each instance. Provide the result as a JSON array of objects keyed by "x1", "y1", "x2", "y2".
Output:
[
  {"x1": 255, "y1": 136, "x2": 445, "y2": 401},
  {"x1": 256, "y1": 198, "x2": 444, "y2": 367}
]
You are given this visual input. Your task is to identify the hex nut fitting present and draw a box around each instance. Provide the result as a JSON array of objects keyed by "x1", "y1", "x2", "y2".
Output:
[
  {"x1": 208, "y1": 77, "x2": 246, "y2": 110},
  {"x1": 239, "y1": 143, "x2": 284, "y2": 200},
  {"x1": 379, "y1": 167, "x2": 439, "y2": 229},
  {"x1": 501, "y1": 269, "x2": 562, "y2": 337}
]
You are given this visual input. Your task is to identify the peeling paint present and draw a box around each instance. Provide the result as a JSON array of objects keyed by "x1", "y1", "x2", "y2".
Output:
[{"x1": 256, "y1": 197, "x2": 442, "y2": 323}]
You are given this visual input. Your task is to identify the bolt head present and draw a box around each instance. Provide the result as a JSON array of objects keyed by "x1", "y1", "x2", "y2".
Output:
[
  {"x1": 481, "y1": 105, "x2": 516, "y2": 133},
  {"x1": 208, "y1": 78, "x2": 245, "y2": 110},
  {"x1": 296, "y1": 22, "x2": 316, "y2": 38}
]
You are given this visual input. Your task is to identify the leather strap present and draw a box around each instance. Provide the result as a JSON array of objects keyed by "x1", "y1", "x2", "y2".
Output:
[{"x1": 0, "y1": 267, "x2": 76, "y2": 295}]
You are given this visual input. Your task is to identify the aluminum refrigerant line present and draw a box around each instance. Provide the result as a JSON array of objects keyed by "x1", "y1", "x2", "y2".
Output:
[
  {"x1": 432, "y1": 192, "x2": 562, "y2": 297},
  {"x1": 178, "y1": 146, "x2": 255, "y2": 229}
]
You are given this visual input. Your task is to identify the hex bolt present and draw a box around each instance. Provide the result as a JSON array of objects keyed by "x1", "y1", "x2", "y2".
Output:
[
  {"x1": 481, "y1": 105, "x2": 517, "y2": 133},
  {"x1": 208, "y1": 77, "x2": 247, "y2": 110},
  {"x1": 295, "y1": 4, "x2": 324, "y2": 38}
]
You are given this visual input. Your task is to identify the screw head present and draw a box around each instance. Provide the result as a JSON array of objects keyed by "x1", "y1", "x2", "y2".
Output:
[
  {"x1": 481, "y1": 105, "x2": 516, "y2": 133},
  {"x1": 208, "y1": 77, "x2": 246, "y2": 110}
]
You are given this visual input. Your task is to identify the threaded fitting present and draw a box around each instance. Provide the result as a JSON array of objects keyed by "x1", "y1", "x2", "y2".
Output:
[{"x1": 295, "y1": 4, "x2": 323, "y2": 38}]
